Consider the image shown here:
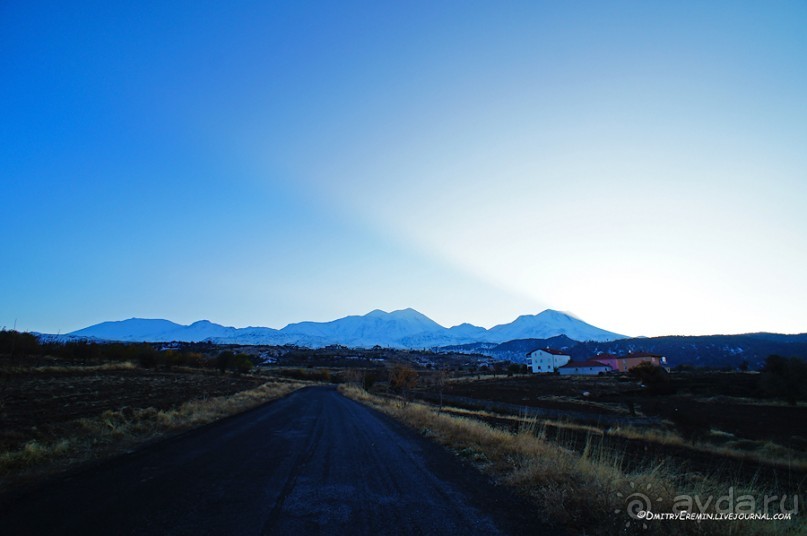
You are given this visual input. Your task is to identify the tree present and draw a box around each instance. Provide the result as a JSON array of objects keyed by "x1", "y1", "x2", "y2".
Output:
[
  {"x1": 426, "y1": 369, "x2": 448, "y2": 410},
  {"x1": 134, "y1": 344, "x2": 159, "y2": 368},
  {"x1": 217, "y1": 351, "x2": 234, "y2": 374},
  {"x1": 232, "y1": 353, "x2": 253, "y2": 374},
  {"x1": 761, "y1": 355, "x2": 807, "y2": 405},
  {"x1": 346, "y1": 368, "x2": 379, "y2": 391},
  {"x1": 389, "y1": 365, "x2": 418, "y2": 401}
]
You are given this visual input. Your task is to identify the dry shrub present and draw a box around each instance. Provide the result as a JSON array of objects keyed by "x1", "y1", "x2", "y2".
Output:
[
  {"x1": 388, "y1": 365, "x2": 418, "y2": 400},
  {"x1": 0, "y1": 439, "x2": 75, "y2": 471}
]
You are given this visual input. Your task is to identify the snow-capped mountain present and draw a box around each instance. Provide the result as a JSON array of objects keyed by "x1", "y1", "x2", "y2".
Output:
[
  {"x1": 282, "y1": 308, "x2": 445, "y2": 347},
  {"x1": 64, "y1": 308, "x2": 626, "y2": 348},
  {"x1": 68, "y1": 318, "x2": 187, "y2": 342},
  {"x1": 447, "y1": 323, "x2": 489, "y2": 339},
  {"x1": 486, "y1": 310, "x2": 620, "y2": 343},
  {"x1": 177, "y1": 320, "x2": 243, "y2": 341}
]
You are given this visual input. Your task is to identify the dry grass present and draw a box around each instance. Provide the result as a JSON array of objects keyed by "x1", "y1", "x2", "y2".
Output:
[
  {"x1": 606, "y1": 425, "x2": 807, "y2": 473},
  {"x1": 0, "y1": 379, "x2": 306, "y2": 488},
  {"x1": 440, "y1": 404, "x2": 611, "y2": 437},
  {"x1": 424, "y1": 399, "x2": 807, "y2": 473},
  {"x1": 340, "y1": 385, "x2": 804, "y2": 536}
]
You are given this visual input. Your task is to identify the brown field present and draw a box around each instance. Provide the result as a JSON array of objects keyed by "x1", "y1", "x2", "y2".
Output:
[
  {"x1": 411, "y1": 373, "x2": 807, "y2": 490},
  {"x1": 435, "y1": 373, "x2": 806, "y2": 446},
  {"x1": 0, "y1": 367, "x2": 265, "y2": 453},
  {"x1": 0, "y1": 363, "x2": 304, "y2": 491}
]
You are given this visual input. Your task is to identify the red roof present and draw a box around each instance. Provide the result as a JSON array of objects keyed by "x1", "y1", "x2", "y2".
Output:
[{"x1": 560, "y1": 360, "x2": 612, "y2": 369}]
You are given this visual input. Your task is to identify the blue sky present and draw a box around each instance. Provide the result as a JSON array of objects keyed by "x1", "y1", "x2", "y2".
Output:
[{"x1": 2, "y1": 1, "x2": 805, "y2": 336}]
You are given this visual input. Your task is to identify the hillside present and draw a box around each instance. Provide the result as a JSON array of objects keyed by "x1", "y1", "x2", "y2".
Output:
[{"x1": 452, "y1": 333, "x2": 807, "y2": 369}]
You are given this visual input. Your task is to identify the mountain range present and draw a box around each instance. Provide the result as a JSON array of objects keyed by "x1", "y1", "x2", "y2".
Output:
[{"x1": 63, "y1": 309, "x2": 626, "y2": 348}]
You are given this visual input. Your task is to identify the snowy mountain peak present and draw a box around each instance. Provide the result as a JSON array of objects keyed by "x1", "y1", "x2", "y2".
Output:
[
  {"x1": 365, "y1": 308, "x2": 431, "y2": 320},
  {"x1": 189, "y1": 320, "x2": 217, "y2": 327},
  {"x1": 69, "y1": 318, "x2": 184, "y2": 342},
  {"x1": 527, "y1": 309, "x2": 574, "y2": 320},
  {"x1": 488, "y1": 309, "x2": 624, "y2": 343}
]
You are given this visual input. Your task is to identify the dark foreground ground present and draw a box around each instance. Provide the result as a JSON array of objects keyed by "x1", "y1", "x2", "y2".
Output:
[
  {"x1": 0, "y1": 386, "x2": 554, "y2": 536},
  {"x1": 0, "y1": 368, "x2": 264, "y2": 453}
]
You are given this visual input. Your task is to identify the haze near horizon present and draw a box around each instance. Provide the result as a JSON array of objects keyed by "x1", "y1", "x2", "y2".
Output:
[{"x1": 2, "y1": 1, "x2": 805, "y2": 337}]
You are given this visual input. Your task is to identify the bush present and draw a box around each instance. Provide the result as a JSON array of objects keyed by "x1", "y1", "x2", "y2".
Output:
[
  {"x1": 232, "y1": 354, "x2": 253, "y2": 374},
  {"x1": 135, "y1": 344, "x2": 159, "y2": 368},
  {"x1": 363, "y1": 370, "x2": 379, "y2": 390},
  {"x1": 0, "y1": 330, "x2": 40, "y2": 358},
  {"x1": 669, "y1": 409, "x2": 710, "y2": 442},
  {"x1": 278, "y1": 368, "x2": 332, "y2": 382},
  {"x1": 629, "y1": 362, "x2": 675, "y2": 395},
  {"x1": 760, "y1": 355, "x2": 807, "y2": 405}
]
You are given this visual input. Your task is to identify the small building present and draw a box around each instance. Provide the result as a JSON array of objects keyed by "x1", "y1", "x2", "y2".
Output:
[
  {"x1": 594, "y1": 352, "x2": 667, "y2": 373},
  {"x1": 526, "y1": 348, "x2": 571, "y2": 373},
  {"x1": 558, "y1": 360, "x2": 612, "y2": 376}
]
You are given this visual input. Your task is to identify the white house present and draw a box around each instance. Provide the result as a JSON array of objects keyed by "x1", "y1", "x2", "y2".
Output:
[
  {"x1": 526, "y1": 348, "x2": 571, "y2": 373},
  {"x1": 558, "y1": 360, "x2": 613, "y2": 376}
]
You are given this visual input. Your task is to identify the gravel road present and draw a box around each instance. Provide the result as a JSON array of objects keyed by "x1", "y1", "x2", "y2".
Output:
[{"x1": 0, "y1": 386, "x2": 556, "y2": 535}]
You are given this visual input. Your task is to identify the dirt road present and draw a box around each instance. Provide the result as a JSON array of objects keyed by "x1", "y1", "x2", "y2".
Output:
[{"x1": 0, "y1": 386, "x2": 554, "y2": 535}]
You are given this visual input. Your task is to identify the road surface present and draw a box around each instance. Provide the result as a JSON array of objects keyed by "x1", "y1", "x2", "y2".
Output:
[{"x1": 0, "y1": 386, "x2": 555, "y2": 535}]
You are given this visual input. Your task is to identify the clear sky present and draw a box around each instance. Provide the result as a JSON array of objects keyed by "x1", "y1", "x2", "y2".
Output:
[{"x1": 2, "y1": 1, "x2": 805, "y2": 337}]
